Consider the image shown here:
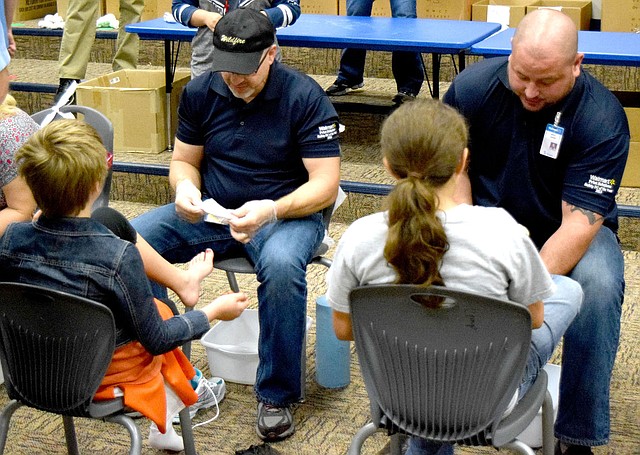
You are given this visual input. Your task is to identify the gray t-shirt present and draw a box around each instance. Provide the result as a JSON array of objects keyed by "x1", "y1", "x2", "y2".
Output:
[{"x1": 327, "y1": 204, "x2": 555, "y2": 314}]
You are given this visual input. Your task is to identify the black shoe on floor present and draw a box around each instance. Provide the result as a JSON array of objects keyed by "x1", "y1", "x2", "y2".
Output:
[
  {"x1": 392, "y1": 90, "x2": 417, "y2": 106},
  {"x1": 555, "y1": 441, "x2": 594, "y2": 455},
  {"x1": 325, "y1": 80, "x2": 365, "y2": 96},
  {"x1": 53, "y1": 78, "x2": 80, "y2": 106}
]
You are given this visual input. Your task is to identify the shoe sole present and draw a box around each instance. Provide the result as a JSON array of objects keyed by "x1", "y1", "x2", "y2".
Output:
[
  {"x1": 326, "y1": 85, "x2": 365, "y2": 96},
  {"x1": 255, "y1": 424, "x2": 295, "y2": 442}
]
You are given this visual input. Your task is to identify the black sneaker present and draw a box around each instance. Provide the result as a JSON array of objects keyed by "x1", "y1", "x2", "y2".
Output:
[
  {"x1": 554, "y1": 441, "x2": 594, "y2": 455},
  {"x1": 392, "y1": 91, "x2": 417, "y2": 106},
  {"x1": 325, "y1": 80, "x2": 364, "y2": 96},
  {"x1": 53, "y1": 78, "x2": 80, "y2": 106},
  {"x1": 256, "y1": 402, "x2": 294, "y2": 442}
]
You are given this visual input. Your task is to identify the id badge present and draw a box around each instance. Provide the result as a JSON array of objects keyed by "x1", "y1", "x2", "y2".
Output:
[{"x1": 540, "y1": 124, "x2": 564, "y2": 159}]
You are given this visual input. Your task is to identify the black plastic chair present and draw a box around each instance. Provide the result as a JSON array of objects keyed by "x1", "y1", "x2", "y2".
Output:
[
  {"x1": 0, "y1": 282, "x2": 195, "y2": 455},
  {"x1": 30, "y1": 105, "x2": 114, "y2": 210},
  {"x1": 348, "y1": 284, "x2": 554, "y2": 455}
]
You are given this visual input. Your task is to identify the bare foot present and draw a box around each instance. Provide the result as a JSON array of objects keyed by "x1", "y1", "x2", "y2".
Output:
[{"x1": 176, "y1": 248, "x2": 214, "y2": 307}]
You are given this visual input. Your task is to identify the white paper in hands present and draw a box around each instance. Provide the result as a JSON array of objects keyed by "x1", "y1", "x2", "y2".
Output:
[{"x1": 201, "y1": 198, "x2": 235, "y2": 225}]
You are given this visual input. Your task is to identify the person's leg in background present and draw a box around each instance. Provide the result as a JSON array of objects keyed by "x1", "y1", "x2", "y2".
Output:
[
  {"x1": 389, "y1": 0, "x2": 424, "y2": 104},
  {"x1": 55, "y1": 0, "x2": 99, "y2": 103},
  {"x1": 555, "y1": 226, "x2": 624, "y2": 454},
  {"x1": 247, "y1": 214, "x2": 324, "y2": 441},
  {"x1": 325, "y1": 0, "x2": 373, "y2": 96},
  {"x1": 113, "y1": 0, "x2": 144, "y2": 71},
  {"x1": 405, "y1": 438, "x2": 453, "y2": 455},
  {"x1": 519, "y1": 275, "x2": 583, "y2": 397}
]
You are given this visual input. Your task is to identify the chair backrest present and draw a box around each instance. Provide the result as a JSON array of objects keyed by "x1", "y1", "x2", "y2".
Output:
[
  {"x1": 30, "y1": 105, "x2": 114, "y2": 209},
  {"x1": 349, "y1": 284, "x2": 532, "y2": 443},
  {"x1": 0, "y1": 282, "x2": 116, "y2": 417}
]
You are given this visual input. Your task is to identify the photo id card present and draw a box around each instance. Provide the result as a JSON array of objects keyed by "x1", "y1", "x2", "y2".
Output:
[{"x1": 540, "y1": 124, "x2": 564, "y2": 159}]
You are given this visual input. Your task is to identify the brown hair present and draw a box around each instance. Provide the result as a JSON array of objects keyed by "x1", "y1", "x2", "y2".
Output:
[
  {"x1": 16, "y1": 119, "x2": 107, "y2": 217},
  {"x1": 380, "y1": 99, "x2": 468, "y2": 286}
]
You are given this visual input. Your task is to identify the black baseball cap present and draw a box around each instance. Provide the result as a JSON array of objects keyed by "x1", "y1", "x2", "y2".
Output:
[{"x1": 211, "y1": 8, "x2": 275, "y2": 74}]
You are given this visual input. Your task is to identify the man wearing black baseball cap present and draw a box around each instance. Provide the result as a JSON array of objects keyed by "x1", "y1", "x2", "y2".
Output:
[{"x1": 132, "y1": 7, "x2": 341, "y2": 443}]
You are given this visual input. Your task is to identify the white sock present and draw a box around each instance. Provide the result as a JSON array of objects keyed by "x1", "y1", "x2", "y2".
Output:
[
  {"x1": 148, "y1": 422, "x2": 184, "y2": 452},
  {"x1": 148, "y1": 381, "x2": 187, "y2": 452}
]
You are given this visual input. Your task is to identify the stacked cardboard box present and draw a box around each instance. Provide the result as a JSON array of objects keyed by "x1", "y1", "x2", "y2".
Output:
[
  {"x1": 526, "y1": 0, "x2": 592, "y2": 30},
  {"x1": 303, "y1": 0, "x2": 339, "y2": 15},
  {"x1": 15, "y1": 0, "x2": 56, "y2": 21},
  {"x1": 472, "y1": 0, "x2": 537, "y2": 27},
  {"x1": 622, "y1": 108, "x2": 640, "y2": 187},
  {"x1": 601, "y1": 0, "x2": 640, "y2": 32},
  {"x1": 339, "y1": 0, "x2": 473, "y2": 20},
  {"x1": 76, "y1": 69, "x2": 190, "y2": 154}
]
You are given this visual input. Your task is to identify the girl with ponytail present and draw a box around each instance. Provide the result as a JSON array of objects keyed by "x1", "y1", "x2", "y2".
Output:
[{"x1": 326, "y1": 99, "x2": 582, "y2": 455}]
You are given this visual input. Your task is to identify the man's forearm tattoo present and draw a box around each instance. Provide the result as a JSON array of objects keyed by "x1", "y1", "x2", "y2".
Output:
[{"x1": 569, "y1": 205, "x2": 604, "y2": 225}]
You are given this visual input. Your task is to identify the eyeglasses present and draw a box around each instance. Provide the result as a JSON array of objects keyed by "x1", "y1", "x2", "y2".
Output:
[{"x1": 252, "y1": 50, "x2": 269, "y2": 74}]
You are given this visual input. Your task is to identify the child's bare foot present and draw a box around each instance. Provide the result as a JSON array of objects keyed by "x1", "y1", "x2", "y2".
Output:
[{"x1": 176, "y1": 248, "x2": 214, "y2": 307}]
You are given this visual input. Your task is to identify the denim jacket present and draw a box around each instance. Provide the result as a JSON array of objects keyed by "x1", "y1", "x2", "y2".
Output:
[{"x1": 0, "y1": 216, "x2": 210, "y2": 355}]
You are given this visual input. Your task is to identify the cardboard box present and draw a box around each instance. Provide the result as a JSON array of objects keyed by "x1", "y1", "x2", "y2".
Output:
[
  {"x1": 76, "y1": 69, "x2": 191, "y2": 154},
  {"x1": 56, "y1": 0, "x2": 105, "y2": 20},
  {"x1": 621, "y1": 107, "x2": 639, "y2": 187},
  {"x1": 106, "y1": 0, "x2": 171, "y2": 22},
  {"x1": 339, "y1": 0, "x2": 472, "y2": 20},
  {"x1": 601, "y1": 0, "x2": 640, "y2": 33},
  {"x1": 14, "y1": 0, "x2": 56, "y2": 21},
  {"x1": 526, "y1": 0, "x2": 592, "y2": 29},
  {"x1": 304, "y1": 0, "x2": 338, "y2": 14},
  {"x1": 472, "y1": 0, "x2": 538, "y2": 27}
]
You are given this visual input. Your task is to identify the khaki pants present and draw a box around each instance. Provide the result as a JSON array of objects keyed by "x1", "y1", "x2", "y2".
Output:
[{"x1": 58, "y1": 0, "x2": 144, "y2": 79}]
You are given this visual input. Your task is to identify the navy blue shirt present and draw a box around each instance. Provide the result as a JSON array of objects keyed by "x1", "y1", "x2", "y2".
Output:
[
  {"x1": 444, "y1": 57, "x2": 629, "y2": 249},
  {"x1": 176, "y1": 61, "x2": 341, "y2": 209}
]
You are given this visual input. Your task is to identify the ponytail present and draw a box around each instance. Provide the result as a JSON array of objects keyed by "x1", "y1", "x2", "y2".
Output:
[
  {"x1": 380, "y1": 99, "x2": 468, "y2": 287},
  {"x1": 384, "y1": 176, "x2": 448, "y2": 286}
]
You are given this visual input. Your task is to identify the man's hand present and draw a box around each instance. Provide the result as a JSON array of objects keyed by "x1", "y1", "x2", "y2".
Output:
[
  {"x1": 175, "y1": 179, "x2": 204, "y2": 223},
  {"x1": 228, "y1": 199, "x2": 277, "y2": 244},
  {"x1": 203, "y1": 11, "x2": 222, "y2": 31}
]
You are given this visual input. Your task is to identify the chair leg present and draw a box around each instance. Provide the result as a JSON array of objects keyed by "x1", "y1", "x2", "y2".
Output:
[
  {"x1": 389, "y1": 433, "x2": 403, "y2": 455},
  {"x1": 62, "y1": 415, "x2": 80, "y2": 455},
  {"x1": 0, "y1": 400, "x2": 21, "y2": 454},
  {"x1": 225, "y1": 271, "x2": 241, "y2": 293},
  {"x1": 348, "y1": 422, "x2": 379, "y2": 455},
  {"x1": 105, "y1": 414, "x2": 143, "y2": 455},
  {"x1": 541, "y1": 390, "x2": 555, "y2": 455},
  {"x1": 501, "y1": 440, "x2": 536, "y2": 455},
  {"x1": 179, "y1": 407, "x2": 197, "y2": 455}
]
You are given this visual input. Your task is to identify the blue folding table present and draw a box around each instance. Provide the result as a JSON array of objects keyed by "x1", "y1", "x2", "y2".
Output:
[
  {"x1": 127, "y1": 14, "x2": 502, "y2": 97},
  {"x1": 470, "y1": 27, "x2": 640, "y2": 66},
  {"x1": 126, "y1": 14, "x2": 500, "y2": 148}
]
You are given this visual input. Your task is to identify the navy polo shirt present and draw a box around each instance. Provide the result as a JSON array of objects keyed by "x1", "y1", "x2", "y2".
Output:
[
  {"x1": 444, "y1": 57, "x2": 629, "y2": 249},
  {"x1": 176, "y1": 61, "x2": 341, "y2": 209}
]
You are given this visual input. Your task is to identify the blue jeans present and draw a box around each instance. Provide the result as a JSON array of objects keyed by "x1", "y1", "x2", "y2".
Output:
[
  {"x1": 555, "y1": 226, "x2": 624, "y2": 447},
  {"x1": 337, "y1": 0, "x2": 424, "y2": 95},
  {"x1": 131, "y1": 203, "x2": 325, "y2": 406},
  {"x1": 405, "y1": 274, "x2": 583, "y2": 454}
]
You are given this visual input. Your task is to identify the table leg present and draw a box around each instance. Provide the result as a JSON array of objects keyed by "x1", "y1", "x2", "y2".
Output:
[
  {"x1": 164, "y1": 39, "x2": 182, "y2": 153},
  {"x1": 431, "y1": 53, "x2": 440, "y2": 99}
]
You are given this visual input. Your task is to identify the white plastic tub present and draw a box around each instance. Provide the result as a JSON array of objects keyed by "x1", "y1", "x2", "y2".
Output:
[{"x1": 201, "y1": 309, "x2": 312, "y2": 385}]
